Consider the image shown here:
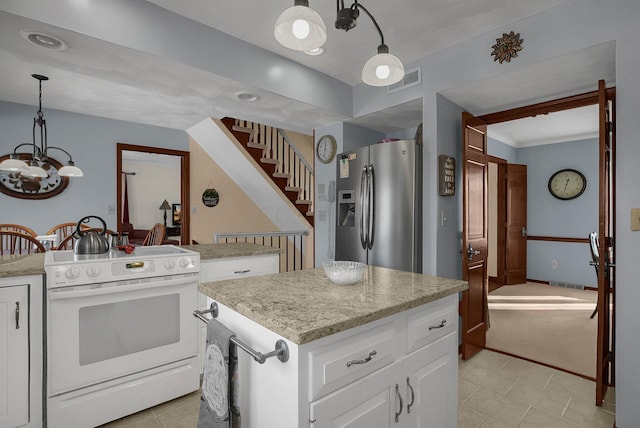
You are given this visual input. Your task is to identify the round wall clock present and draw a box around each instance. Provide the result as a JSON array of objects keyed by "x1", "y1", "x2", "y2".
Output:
[
  {"x1": 548, "y1": 168, "x2": 586, "y2": 200},
  {"x1": 316, "y1": 135, "x2": 337, "y2": 164}
]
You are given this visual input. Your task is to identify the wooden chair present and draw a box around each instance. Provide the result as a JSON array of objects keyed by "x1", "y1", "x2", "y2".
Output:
[
  {"x1": 46, "y1": 222, "x2": 90, "y2": 249},
  {"x1": 142, "y1": 223, "x2": 165, "y2": 246},
  {"x1": 0, "y1": 231, "x2": 46, "y2": 255},
  {"x1": 0, "y1": 224, "x2": 37, "y2": 238}
]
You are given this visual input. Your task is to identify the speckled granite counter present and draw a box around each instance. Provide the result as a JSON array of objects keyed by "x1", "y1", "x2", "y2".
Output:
[
  {"x1": 0, "y1": 243, "x2": 278, "y2": 279},
  {"x1": 0, "y1": 253, "x2": 45, "y2": 278},
  {"x1": 199, "y1": 265, "x2": 468, "y2": 345},
  {"x1": 181, "y1": 243, "x2": 282, "y2": 260}
]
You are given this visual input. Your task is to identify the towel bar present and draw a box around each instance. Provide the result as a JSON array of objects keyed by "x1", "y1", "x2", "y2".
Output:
[{"x1": 194, "y1": 302, "x2": 289, "y2": 364}]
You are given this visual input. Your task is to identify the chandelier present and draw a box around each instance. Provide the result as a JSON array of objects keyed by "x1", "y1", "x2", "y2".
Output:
[
  {"x1": 274, "y1": 0, "x2": 405, "y2": 87},
  {"x1": 0, "y1": 74, "x2": 83, "y2": 178}
]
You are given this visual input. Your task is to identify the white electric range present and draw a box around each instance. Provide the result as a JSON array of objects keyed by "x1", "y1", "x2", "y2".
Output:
[{"x1": 44, "y1": 245, "x2": 200, "y2": 428}]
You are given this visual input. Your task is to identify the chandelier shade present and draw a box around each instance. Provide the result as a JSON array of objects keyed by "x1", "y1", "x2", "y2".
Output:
[
  {"x1": 274, "y1": 0, "x2": 327, "y2": 51},
  {"x1": 0, "y1": 74, "x2": 83, "y2": 178}
]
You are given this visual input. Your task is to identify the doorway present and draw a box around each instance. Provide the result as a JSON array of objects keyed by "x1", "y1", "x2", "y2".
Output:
[
  {"x1": 462, "y1": 86, "x2": 615, "y2": 385},
  {"x1": 116, "y1": 143, "x2": 190, "y2": 245}
]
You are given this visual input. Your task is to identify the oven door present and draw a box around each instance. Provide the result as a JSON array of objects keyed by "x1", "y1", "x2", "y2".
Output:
[{"x1": 47, "y1": 273, "x2": 198, "y2": 396}]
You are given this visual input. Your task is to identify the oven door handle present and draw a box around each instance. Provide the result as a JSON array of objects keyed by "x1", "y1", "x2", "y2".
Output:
[{"x1": 48, "y1": 275, "x2": 197, "y2": 300}]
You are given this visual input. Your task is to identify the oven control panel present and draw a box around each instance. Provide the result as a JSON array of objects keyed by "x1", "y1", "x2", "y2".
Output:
[{"x1": 46, "y1": 255, "x2": 199, "y2": 288}]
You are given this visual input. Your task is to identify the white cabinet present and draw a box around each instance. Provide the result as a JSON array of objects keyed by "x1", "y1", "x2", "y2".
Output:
[
  {"x1": 0, "y1": 275, "x2": 42, "y2": 428},
  {"x1": 308, "y1": 296, "x2": 458, "y2": 428}
]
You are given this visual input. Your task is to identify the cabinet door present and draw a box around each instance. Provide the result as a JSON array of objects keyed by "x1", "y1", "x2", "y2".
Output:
[
  {"x1": 403, "y1": 333, "x2": 457, "y2": 428},
  {"x1": 310, "y1": 364, "x2": 399, "y2": 428},
  {"x1": 0, "y1": 285, "x2": 29, "y2": 428}
]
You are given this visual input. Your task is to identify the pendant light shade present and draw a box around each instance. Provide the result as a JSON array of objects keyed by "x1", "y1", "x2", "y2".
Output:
[
  {"x1": 21, "y1": 164, "x2": 48, "y2": 178},
  {"x1": 361, "y1": 44, "x2": 405, "y2": 87},
  {"x1": 58, "y1": 162, "x2": 84, "y2": 177},
  {"x1": 274, "y1": 0, "x2": 327, "y2": 51},
  {"x1": 0, "y1": 156, "x2": 28, "y2": 172}
]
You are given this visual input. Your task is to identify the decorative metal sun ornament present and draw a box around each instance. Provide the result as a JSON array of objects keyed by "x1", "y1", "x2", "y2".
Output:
[{"x1": 491, "y1": 31, "x2": 523, "y2": 64}]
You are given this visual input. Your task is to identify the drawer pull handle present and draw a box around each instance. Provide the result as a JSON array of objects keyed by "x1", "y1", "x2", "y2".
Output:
[
  {"x1": 15, "y1": 302, "x2": 20, "y2": 330},
  {"x1": 428, "y1": 319, "x2": 447, "y2": 330},
  {"x1": 394, "y1": 383, "x2": 403, "y2": 422},
  {"x1": 234, "y1": 269, "x2": 251, "y2": 274},
  {"x1": 346, "y1": 350, "x2": 377, "y2": 367}
]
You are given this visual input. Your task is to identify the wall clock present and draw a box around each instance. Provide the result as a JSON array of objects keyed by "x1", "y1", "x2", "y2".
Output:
[
  {"x1": 316, "y1": 135, "x2": 337, "y2": 164},
  {"x1": 548, "y1": 168, "x2": 586, "y2": 200}
]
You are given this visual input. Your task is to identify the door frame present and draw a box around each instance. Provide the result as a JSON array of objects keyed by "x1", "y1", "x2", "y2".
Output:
[
  {"x1": 466, "y1": 86, "x2": 616, "y2": 393},
  {"x1": 116, "y1": 143, "x2": 191, "y2": 245},
  {"x1": 488, "y1": 155, "x2": 507, "y2": 288}
]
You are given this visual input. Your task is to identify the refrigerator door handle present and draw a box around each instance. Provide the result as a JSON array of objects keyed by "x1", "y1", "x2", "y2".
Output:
[
  {"x1": 360, "y1": 166, "x2": 368, "y2": 249},
  {"x1": 367, "y1": 165, "x2": 375, "y2": 250}
]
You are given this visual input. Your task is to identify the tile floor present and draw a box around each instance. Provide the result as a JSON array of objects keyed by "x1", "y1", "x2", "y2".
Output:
[{"x1": 101, "y1": 350, "x2": 616, "y2": 428}]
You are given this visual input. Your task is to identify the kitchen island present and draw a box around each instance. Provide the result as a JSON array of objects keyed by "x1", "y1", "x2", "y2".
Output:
[{"x1": 199, "y1": 266, "x2": 468, "y2": 428}]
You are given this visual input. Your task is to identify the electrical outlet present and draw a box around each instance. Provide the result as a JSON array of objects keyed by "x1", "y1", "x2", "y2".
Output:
[
  {"x1": 632, "y1": 208, "x2": 640, "y2": 231},
  {"x1": 107, "y1": 204, "x2": 116, "y2": 215}
]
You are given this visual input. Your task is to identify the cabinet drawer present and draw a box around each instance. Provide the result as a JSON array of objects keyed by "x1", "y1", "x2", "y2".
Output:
[
  {"x1": 309, "y1": 322, "x2": 396, "y2": 401},
  {"x1": 406, "y1": 301, "x2": 457, "y2": 354},
  {"x1": 199, "y1": 254, "x2": 279, "y2": 282}
]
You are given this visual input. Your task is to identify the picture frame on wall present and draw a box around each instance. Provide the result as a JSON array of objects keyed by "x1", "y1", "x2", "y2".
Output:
[{"x1": 172, "y1": 203, "x2": 182, "y2": 226}]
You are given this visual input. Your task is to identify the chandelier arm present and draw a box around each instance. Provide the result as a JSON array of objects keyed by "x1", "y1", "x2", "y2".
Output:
[
  {"x1": 352, "y1": 2, "x2": 384, "y2": 46},
  {"x1": 47, "y1": 146, "x2": 75, "y2": 162},
  {"x1": 11, "y1": 143, "x2": 42, "y2": 157}
]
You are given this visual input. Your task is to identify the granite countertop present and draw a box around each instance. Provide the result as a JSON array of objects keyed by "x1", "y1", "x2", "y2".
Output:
[
  {"x1": 182, "y1": 243, "x2": 282, "y2": 260},
  {"x1": 0, "y1": 243, "x2": 280, "y2": 278},
  {"x1": 0, "y1": 253, "x2": 45, "y2": 278},
  {"x1": 199, "y1": 266, "x2": 468, "y2": 345}
]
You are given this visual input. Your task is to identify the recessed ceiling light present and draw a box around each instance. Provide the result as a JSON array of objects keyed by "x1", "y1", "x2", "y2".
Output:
[
  {"x1": 236, "y1": 92, "x2": 260, "y2": 102},
  {"x1": 20, "y1": 30, "x2": 68, "y2": 51},
  {"x1": 305, "y1": 47, "x2": 324, "y2": 56}
]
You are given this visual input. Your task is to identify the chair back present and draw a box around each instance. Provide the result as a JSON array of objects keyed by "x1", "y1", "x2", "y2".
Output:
[
  {"x1": 0, "y1": 224, "x2": 37, "y2": 238},
  {"x1": 46, "y1": 222, "x2": 90, "y2": 248},
  {"x1": 0, "y1": 231, "x2": 46, "y2": 255},
  {"x1": 142, "y1": 223, "x2": 165, "y2": 246}
]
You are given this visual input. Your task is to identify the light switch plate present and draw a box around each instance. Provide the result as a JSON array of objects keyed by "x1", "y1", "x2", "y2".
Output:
[{"x1": 631, "y1": 208, "x2": 640, "y2": 231}]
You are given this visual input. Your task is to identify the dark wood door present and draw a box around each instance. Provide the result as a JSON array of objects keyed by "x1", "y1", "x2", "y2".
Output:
[
  {"x1": 596, "y1": 79, "x2": 615, "y2": 406},
  {"x1": 504, "y1": 164, "x2": 527, "y2": 284},
  {"x1": 460, "y1": 112, "x2": 488, "y2": 360}
]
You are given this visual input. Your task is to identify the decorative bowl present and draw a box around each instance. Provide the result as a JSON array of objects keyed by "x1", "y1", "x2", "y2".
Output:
[{"x1": 323, "y1": 261, "x2": 366, "y2": 285}]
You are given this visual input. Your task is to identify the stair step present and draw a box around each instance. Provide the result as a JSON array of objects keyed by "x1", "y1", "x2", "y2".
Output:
[
  {"x1": 273, "y1": 172, "x2": 291, "y2": 179},
  {"x1": 285, "y1": 186, "x2": 302, "y2": 193},
  {"x1": 260, "y1": 157, "x2": 278, "y2": 165},
  {"x1": 247, "y1": 142, "x2": 268, "y2": 151},
  {"x1": 232, "y1": 125, "x2": 254, "y2": 134},
  {"x1": 306, "y1": 211, "x2": 314, "y2": 216},
  {"x1": 296, "y1": 199, "x2": 313, "y2": 205}
]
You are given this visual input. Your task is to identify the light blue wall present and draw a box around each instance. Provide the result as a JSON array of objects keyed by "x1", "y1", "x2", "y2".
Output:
[
  {"x1": 343, "y1": 123, "x2": 385, "y2": 152},
  {"x1": 519, "y1": 138, "x2": 599, "y2": 286},
  {"x1": 488, "y1": 137, "x2": 518, "y2": 163},
  {"x1": 436, "y1": 95, "x2": 463, "y2": 279},
  {"x1": 0, "y1": 100, "x2": 188, "y2": 235}
]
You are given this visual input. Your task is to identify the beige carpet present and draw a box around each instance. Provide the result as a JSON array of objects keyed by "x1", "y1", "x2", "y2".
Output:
[{"x1": 486, "y1": 282, "x2": 597, "y2": 378}]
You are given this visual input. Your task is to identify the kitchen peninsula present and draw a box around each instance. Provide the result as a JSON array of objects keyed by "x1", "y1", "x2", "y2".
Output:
[{"x1": 199, "y1": 266, "x2": 468, "y2": 428}]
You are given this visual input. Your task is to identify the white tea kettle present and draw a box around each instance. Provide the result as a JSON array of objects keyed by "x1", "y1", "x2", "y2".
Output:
[{"x1": 73, "y1": 215, "x2": 110, "y2": 254}]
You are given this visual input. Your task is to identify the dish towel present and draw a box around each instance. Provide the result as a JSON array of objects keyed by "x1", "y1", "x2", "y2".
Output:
[{"x1": 198, "y1": 318, "x2": 241, "y2": 428}]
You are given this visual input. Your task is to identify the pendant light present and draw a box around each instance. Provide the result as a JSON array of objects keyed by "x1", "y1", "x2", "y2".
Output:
[
  {"x1": 274, "y1": 0, "x2": 327, "y2": 51},
  {"x1": 0, "y1": 74, "x2": 83, "y2": 178},
  {"x1": 361, "y1": 43, "x2": 405, "y2": 87}
]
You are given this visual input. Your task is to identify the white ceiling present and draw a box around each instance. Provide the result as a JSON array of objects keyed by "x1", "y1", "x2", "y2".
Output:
[{"x1": 0, "y1": 0, "x2": 614, "y2": 142}]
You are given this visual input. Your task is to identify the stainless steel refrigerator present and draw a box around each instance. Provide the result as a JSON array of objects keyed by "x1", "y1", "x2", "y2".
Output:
[{"x1": 335, "y1": 139, "x2": 422, "y2": 273}]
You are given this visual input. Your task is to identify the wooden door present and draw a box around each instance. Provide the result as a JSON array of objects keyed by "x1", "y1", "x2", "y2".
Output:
[
  {"x1": 504, "y1": 164, "x2": 527, "y2": 284},
  {"x1": 596, "y1": 79, "x2": 615, "y2": 406},
  {"x1": 460, "y1": 112, "x2": 489, "y2": 360}
]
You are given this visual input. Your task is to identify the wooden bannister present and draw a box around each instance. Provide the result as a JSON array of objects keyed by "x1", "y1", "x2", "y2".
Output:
[{"x1": 221, "y1": 117, "x2": 314, "y2": 226}]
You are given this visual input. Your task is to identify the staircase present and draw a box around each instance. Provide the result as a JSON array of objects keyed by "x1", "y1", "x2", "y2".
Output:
[{"x1": 220, "y1": 117, "x2": 314, "y2": 227}]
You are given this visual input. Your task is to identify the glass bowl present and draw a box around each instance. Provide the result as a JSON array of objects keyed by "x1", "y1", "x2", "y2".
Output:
[{"x1": 323, "y1": 261, "x2": 366, "y2": 285}]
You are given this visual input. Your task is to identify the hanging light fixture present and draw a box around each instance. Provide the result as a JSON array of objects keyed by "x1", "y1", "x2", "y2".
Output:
[
  {"x1": 274, "y1": 0, "x2": 404, "y2": 86},
  {"x1": 0, "y1": 74, "x2": 83, "y2": 178},
  {"x1": 274, "y1": 0, "x2": 327, "y2": 51}
]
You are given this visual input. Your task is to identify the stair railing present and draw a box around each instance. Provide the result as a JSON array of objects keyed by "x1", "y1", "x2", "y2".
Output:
[
  {"x1": 235, "y1": 119, "x2": 315, "y2": 219},
  {"x1": 214, "y1": 230, "x2": 310, "y2": 272}
]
